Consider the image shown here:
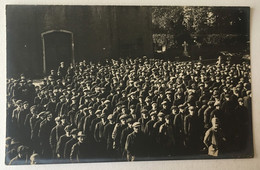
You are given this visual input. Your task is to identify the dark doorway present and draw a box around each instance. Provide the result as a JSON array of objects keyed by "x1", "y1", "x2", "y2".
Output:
[{"x1": 42, "y1": 30, "x2": 74, "y2": 75}]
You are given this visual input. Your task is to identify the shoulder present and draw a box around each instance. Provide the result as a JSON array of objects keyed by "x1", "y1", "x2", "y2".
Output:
[
  {"x1": 72, "y1": 142, "x2": 79, "y2": 149},
  {"x1": 9, "y1": 156, "x2": 19, "y2": 165},
  {"x1": 60, "y1": 134, "x2": 67, "y2": 140},
  {"x1": 127, "y1": 131, "x2": 135, "y2": 138},
  {"x1": 205, "y1": 128, "x2": 213, "y2": 135}
]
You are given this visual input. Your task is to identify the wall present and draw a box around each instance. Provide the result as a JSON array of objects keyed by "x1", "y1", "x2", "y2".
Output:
[{"x1": 6, "y1": 5, "x2": 153, "y2": 78}]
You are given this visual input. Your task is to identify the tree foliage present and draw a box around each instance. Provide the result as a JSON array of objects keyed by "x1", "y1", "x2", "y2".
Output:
[{"x1": 152, "y1": 6, "x2": 249, "y2": 48}]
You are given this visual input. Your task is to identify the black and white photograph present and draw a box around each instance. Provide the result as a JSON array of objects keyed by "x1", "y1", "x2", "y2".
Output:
[{"x1": 5, "y1": 5, "x2": 253, "y2": 165}]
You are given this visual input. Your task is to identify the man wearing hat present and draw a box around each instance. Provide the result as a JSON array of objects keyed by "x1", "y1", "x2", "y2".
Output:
[
  {"x1": 11, "y1": 100, "x2": 23, "y2": 131},
  {"x1": 31, "y1": 111, "x2": 46, "y2": 154},
  {"x1": 173, "y1": 92, "x2": 185, "y2": 107},
  {"x1": 120, "y1": 118, "x2": 134, "y2": 160},
  {"x1": 22, "y1": 105, "x2": 37, "y2": 147},
  {"x1": 59, "y1": 95, "x2": 71, "y2": 117},
  {"x1": 46, "y1": 96, "x2": 58, "y2": 117},
  {"x1": 64, "y1": 128, "x2": 79, "y2": 159},
  {"x1": 144, "y1": 111, "x2": 157, "y2": 157},
  {"x1": 9, "y1": 145, "x2": 29, "y2": 165},
  {"x1": 129, "y1": 105, "x2": 138, "y2": 122},
  {"x1": 184, "y1": 106, "x2": 200, "y2": 153},
  {"x1": 233, "y1": 98, "x2": 250, "y2": 151},
  {"x1": 203, "y1": 101, "x2": 215, "y2": 129},
  {"x1": 74, "y1": 105, "x2": 87, "y2": 130},
  {"x1": 82, "y1": 106, "x2": 95, "y2": 135},
  {"x1": 103, "y1": 114, "x2": 116, "y2": 158},
  {"x1": 125, "y1": 122, "x2": 148, "y2": 161},
  {"x1": 149, "y1": 101, "x2": 158, "y2": 114},
  {"x1": 173, "y1": 104, "x2": 186, "y2": 153},
  {"x1": 17, "y1": 101, "x2": 30, "y2": 130},
  {"x1": 66, "y1": 104, "x2": 78, "y2": 126},
  {"x1": 93, "y1": 113, "x2": 108, "y2": 158},
  {"x1": 89, "y1": 110, "x2": 102, "y2": 139},
  {"x1": 159, "y1": 114, "x2": 175, "y2": 156},
  {"x1": 38, "y1": 112, "x2": 54, "y2": 158},
  {"x1": 160, "y1": 100, "x2": 169, "y2": 115},
  {"x1": 112, "y1": 114, "x2": 128, "y2": 154},
  {"x1": 127, "y1": 92, "x2": 138, "y2": 111},
  {"x1": 144, "y1": 111, "x2": 157, "y2": 136},
  {"x1": 55, "y1": 95, "x2": 66, "y2": 118},
  {"x1": 203, "y1": 117, "x2": 226, "y2": 157},
  {"x1": 56, "y1": 125, "x2": 73, "y2": 159},
  {"x1": 30, "y1": 153, "x2": 40, "y2": 165},
  {"x1": 58, "y1": 61, "x2": 66, "y2": 79},
  {"x1": 153, "y1": 112, "x2": 165, "y2": 136},
  {"x1": 138, "y1": 109, "x2": 150, "y2": 133},
  {"x1": 70, "y1": 131, "x2": 92, "y2": 162},
  {"x1": 209, "y1": 101, "x2": 223, "y2": 126},
  {"x1": 49, "y1": 116, "x2": 66, "y2": 158}
]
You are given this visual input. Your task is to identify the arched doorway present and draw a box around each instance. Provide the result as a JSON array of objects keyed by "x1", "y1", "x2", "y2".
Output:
[{"x1": 41, "y1": 30, "x2": 75, "y2": 75}]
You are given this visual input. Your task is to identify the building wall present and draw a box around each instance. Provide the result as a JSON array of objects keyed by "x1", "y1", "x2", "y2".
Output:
[{"x1": 6, "y1": 5, "x2": 153, "y2": 78}]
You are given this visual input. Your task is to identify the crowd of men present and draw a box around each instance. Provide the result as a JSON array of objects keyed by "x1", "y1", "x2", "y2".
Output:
[{"x1": 6, "y1": 56, "x2": 252, "y2": 164}]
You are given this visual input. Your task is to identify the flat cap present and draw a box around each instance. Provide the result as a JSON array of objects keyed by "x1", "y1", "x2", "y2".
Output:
[
  {"x1": 150, "y1": 111, "x2": 157, "y2": 116},
  {"x1": 158, "y1": 112, "x2": 165, "y2": 117},
  {"x1": 70, "y1": 128, "x2": 78, "y2": 135},
  {"x1": 208, "y1": 101, "x2": 215, "y2": 106},
  {"x1": 132, "y1": 122, "x2": 141, "y2": 128},
  {"x1": 178, "y1": 104, "x2": 185, "y2": 109},
  {"x1": 214, "y1": 101, "x2": 221, "y2": 106},
  {"x1": 238, "y1": 98, "x2": 243, "y2": 102},
  {"x1": 77, "y1": 131, "x2": 86, "y2": 137},
  {"x1": 95, "y1": 110, "x2": 102, "y2": 115},
  {"x1": 188, "y1": 106, "x2": 195, "y2": 111},
  {"x1": 161, "y1": 101, "x2": 167, "y2": 105},
  {"x1": 104, "y1": 100, "x2": 110, "y2": 104},
  {"x1": 100, "y1": 113, "x2": 106, "y2": 118},
  {"x1": 119, "y1": 114, "x2": 128, "y2": 120},
  {"x1": 107, "y1": 114, "x2": 114, "y2": 120},
  {"x1": 64, "y1": 125, "x2": 73, "y2": 132}
]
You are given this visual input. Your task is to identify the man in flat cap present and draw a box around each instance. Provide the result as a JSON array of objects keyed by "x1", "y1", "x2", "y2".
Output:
[
  {"x1": 138, "y1": 109, "x2": 150, "y2": 133},
  {"x1": 125, "y1": 122, "x2": 147, "y2": 161},
  {"x1": 58, "y1": 62, "x2": 66, "y2": 80},
  {"x1": 112, "y1": 114, "x2": 128, "y2": 155},
  {"x1": 203, "y1": 117, "x2": 226, "y2": 157},
  {"x1": 203, "y1": 101, "x2": 215, "y2": 129},
  {"x1": 45, "y1": 96, "x2": 58, "y2": 117},
  {"x1": 49, "y1": 116, "x2": 66, "y2": 158},
  {"x1": 55, "y1": 95, "x2": 66, "y2": 118},
  {"x1": 30, "y1": 153, "x2": 40, "y2": 165},
  {"x1": 70, "y1": 131, "x2": 92, "y2": 162},
  {"x1": 64, "y1": 128, "x2": 78, "y2": 159},
  {"x1": 144, "y1": 111, "x2": 158, "y2": 157},
  {"x1": 89, "y1": 110, "x2": 102, "y2": 141},
  {"x1": 38, "y1": 112, "x2": 54, "y2": 158},
  {"x1": 210, "y1": 101, "x2": 223, "y2": 126},
  {"x1": 56, "y1": 125, "x2": 73, "y2": 159},
  {"x1": 82, "y1": 107, "x2": 95, "y2": 135},
  {"x1": 233, "y1": 98, "x2": 250, "y2": 151},
  {"x1": 9, "y1": 145, "x2": 29, "y2": 165},
  {"x1": 129, "y1": 105, "x2": 138, "y2": 122},
  {"x1": 94, "y1": 113, "x2": 108, "y2": 158},
  {"x1": 184, "y1": 106, "x2": 200, "y2": 153},
  {"x1": 173, "y1": 104, "x2": 186, "y2": 154},
  {"x1": 31, "y1": 111, "x2": 46, "y2": 154},
  {"x1": 103, "y1": 114, "x2": 116, "y2": 158},
  {"x1": 159, "y1": 114, "x2": 175, "y2": 156},
  {"x1": 120, "y1": 118, "x2": 134, "y2": 160}
]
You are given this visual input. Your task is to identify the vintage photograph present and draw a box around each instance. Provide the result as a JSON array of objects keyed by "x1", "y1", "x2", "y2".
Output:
[{"x1": 5, "y1": 5, "x2": 252, "y2": 165}]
